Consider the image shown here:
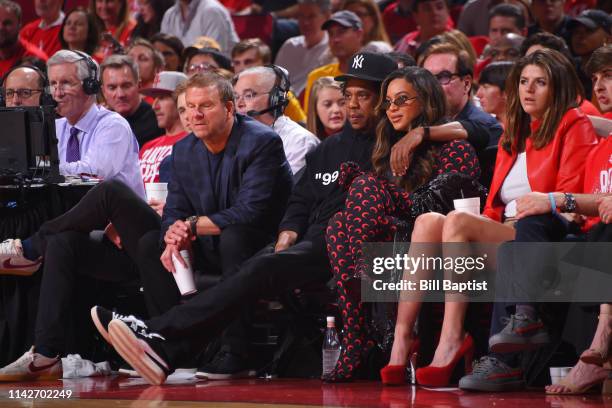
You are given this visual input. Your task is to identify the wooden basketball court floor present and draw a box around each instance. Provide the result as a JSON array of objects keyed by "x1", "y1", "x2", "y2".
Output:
[{"x1": 0, "y1": 376, "x2": 610, "y2": 408}]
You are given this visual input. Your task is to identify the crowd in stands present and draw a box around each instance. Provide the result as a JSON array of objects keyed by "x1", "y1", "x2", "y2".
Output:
[{"x1": 0, "y1": 0, "x2": 611, "y2": 396}]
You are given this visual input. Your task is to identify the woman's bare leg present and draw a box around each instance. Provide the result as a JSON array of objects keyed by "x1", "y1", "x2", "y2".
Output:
[
  {"x1": 429, "y1": 211, "x2": 516, "y2": 367},
  {"x1": 389, "y1": 212, "x2": 445, "y2": 365}
]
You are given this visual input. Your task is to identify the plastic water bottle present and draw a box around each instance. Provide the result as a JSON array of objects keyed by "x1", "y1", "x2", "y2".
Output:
[{"x1": 322, "y1": 316, "x2": 341, "y2": 376}]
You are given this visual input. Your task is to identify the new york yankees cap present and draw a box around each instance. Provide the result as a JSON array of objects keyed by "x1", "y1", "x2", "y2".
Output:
[{"x1": 335, "y1": 52, "x2": 397, "y2": 83}]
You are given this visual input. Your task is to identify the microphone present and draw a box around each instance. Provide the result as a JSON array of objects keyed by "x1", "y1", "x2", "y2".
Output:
[{"x1": 246, "y1": 105, "x2": 278, "y2": 117}]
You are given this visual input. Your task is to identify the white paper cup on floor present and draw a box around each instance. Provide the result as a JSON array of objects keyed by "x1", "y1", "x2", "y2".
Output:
[
  {"x1": 146, "y1": 183, "x2": 168, "y2": 202},
  {"x1": 453, "y1": 197, "x2": 481, "y2": 215},
  {"x1": 549, "y1": 367, "x2": 572, "y2": 385},
  {"x1": 171, "y1": 250, "x2": 196, "y2": 296}
]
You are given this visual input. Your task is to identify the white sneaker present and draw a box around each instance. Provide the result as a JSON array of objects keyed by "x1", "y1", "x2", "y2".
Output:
[
  {"x1": 0, "y1": 239, "x2": 42, "y2": 276},
  {"x1": 0, "y1": 347, "x2": 61, "y2": 382}
]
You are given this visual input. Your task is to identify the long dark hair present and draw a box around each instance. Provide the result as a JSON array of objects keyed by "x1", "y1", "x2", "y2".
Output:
[
  {"x1": 131, "y1": 0, "x2": 174, "y2": 41},
  {"x1": 59, "y1": 7, "x2": 100, "y2": 57},
  {"x1": 503, "y1": 49, "x2": 583, "y2": 153},
  {"x1": 372, "y1": 67, "x2": 447, "y2": 191}
]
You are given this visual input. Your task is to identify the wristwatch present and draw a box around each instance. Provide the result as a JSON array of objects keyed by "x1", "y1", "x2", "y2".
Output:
[
  {"x1": 186, "y1": 215, "x2": 198, "y2": 236},
  {"x1": 563, "y1": 193, "x2": 577, "y2": 212}
]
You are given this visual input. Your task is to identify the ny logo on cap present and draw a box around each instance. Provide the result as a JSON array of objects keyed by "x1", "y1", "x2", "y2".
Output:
[
  {"x1": 153, "y1": 75, "x2": 162, "y2": 87},
  {"x1": 352, "y1": 54, "x2": 364, "y2": 69}
]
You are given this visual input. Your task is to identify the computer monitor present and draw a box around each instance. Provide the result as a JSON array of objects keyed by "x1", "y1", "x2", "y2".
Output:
[{"x1": 0, "y1": 106, "x2": 62, "y2": 182}]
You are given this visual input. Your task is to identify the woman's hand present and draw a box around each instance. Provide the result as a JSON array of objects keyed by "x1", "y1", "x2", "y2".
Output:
[
  {"x1": 516, "y1": 192, "x2": 559, "y2": 219},
  {"x1": 390, "y1": 128, "x2": 424, "y2": 177}
]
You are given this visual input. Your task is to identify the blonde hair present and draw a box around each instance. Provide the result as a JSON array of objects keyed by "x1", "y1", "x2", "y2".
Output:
[
  {"x1": 307, "y1": 76, "x2": 344, "y2": 138},
  {"x1": 342, "y1": 0, "x2": 390, "y2": 44}
]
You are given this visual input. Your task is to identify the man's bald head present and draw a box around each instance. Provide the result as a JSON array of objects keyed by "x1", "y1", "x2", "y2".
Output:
[{"x1": 4, "y1": 66, "x2": 45, "y2": 107}]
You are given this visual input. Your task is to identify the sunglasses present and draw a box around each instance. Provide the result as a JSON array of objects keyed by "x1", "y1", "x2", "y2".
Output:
[{"x1": 381, "y1": 94, "x2": 418, "y2": 110}]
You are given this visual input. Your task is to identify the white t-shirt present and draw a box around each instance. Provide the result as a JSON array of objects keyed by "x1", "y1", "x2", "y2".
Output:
[
  {"x1": 500, "y1": 152, "x2": 532, "y2": 218},
  {"x1": 160, "y1": 0, "x2": 239, "y2": 52},
  {"x1": 272, "y1": 116, "x2": 320, "y2": 175},
  {"x1": 275, "y1": 34, "x2": 334, "y2": 96}
]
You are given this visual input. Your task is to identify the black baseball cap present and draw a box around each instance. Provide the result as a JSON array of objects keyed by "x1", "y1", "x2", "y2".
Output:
[
  {"x1": 335, "y1": 52, "x2": 397, "y2": 83},
  {"x1": 569, "y1": 10, "x2": 612, "y2": 34},
  {"x1": 321, "y1": 10, "x2": 363, "y2": 31},
  {"x1": 184, "y1": 47, "x2": 232, "y2": 71}
]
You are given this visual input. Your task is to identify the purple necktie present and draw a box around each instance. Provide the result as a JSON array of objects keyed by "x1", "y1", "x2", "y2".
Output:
[{"x1": 66, "y1": 127, "x2": 80, "y2": 163}]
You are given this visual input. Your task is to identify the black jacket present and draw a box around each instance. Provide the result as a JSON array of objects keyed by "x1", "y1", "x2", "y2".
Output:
[{"x1": 279, "y1": 122, "x2": 375, "y2": 239}]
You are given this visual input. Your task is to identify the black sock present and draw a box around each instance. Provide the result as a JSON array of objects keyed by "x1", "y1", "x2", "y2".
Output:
[
  {"x1": 21, "y1": 238, "x2": 41, "y2": 262},
  {"x1": 35, "y1": 345, "x2": 58, "y2": 359}
]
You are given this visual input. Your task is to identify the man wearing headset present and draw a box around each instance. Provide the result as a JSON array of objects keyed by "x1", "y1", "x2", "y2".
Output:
[
  {"x1": 2, "y1": 66, "x2": 48, "y2": 107},
  {"x1": 48, "y1": 50, "x2": 144, "y2": 197},
  {"x1": 233, "y1": 65, "x2": 319, "y2": 175}
]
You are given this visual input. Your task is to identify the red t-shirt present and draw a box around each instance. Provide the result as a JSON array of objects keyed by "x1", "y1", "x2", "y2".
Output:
[
  {"x1": 139, "y1": 131, "x2": 188, "y2": 184},
  {"x1": 19, "y1": 18, "x2": 62, "y2": 58},
  {"x1": 384, "y1": 2, "x2": 454, "y2": 46},
  {"x1": 582, "y1": 137, "x2": 612, "y2": 230},
  {"x1": 0, "y1": 38, "x2": 49, "y2": 78},
  {"x1": 220, "y1": 0, "x2": 251, "y2": 12}
]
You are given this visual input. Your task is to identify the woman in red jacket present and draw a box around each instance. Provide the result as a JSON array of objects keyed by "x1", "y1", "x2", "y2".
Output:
[{"x1": 382, "y1": 48, "x2": 599, "y2": 387}]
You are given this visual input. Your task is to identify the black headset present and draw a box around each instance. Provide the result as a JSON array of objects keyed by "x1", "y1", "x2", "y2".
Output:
[
  {"x1": 0, "y1": 64, "x2": 55, "y2": 107},
  {"x1": 267, "y1": 64, "x2": 290, "y2": 119},
  {"x1": 72, "y1": 50, "x2": 100, "y2": 95}
]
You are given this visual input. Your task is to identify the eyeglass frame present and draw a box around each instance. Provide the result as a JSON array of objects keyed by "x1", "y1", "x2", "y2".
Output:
[
  {"x1": 234, "y1": 90, "x2": 270, "y2": 103},
  {"x1": 434, "y1": 70, "x2": 462, "y2": 85},
  {"x1": 186, "y1": 62, "x2": 218, "y2": 74},
  {"x1": 4, "y1": 88, "x2": 43, "y2": 99},
  {"x1": 381, "y1": 94, "x2": 418, "y2": 110}
]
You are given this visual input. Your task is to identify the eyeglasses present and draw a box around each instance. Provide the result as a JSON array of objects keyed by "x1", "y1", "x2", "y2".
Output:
[
  {"x1": 434, "y1": 71, "x2": 461, "y2": 85},
  {"x1": 234, "y1": 90, "x2": 269, "y2": 103},
  {"x1": 5, "y1": 88, "x2": 42, "y2": 99},
  {"x1": 381, "y1": 94, "x2": 418, "y2": 110},
  {"x1": 186, "y1": 63, "x2": 217, "y2": 74}
]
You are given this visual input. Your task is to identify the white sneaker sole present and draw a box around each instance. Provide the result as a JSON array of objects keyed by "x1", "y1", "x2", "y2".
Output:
[
  {"x1": 108, "y1": 320, "x2": 168, "y2": 386},
  {"x1": 90, "y1": 307, "x2": 112, "y2": 345},
  {"x1": 195, "y1": 369, "x2": 257, "y2": 380}
]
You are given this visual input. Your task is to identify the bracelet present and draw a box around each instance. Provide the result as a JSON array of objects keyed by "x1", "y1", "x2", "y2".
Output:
[
  {"x1": 422, "y1": 126, "x2": 430, "y2": 142},
  {"x1": 548, "y1": 192, "x2": 557, "y2": 213}
]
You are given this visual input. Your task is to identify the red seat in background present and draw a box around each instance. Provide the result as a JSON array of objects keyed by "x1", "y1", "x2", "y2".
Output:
[
  {"x1": 469, "y1": 36, "x2": 490, "y2": 57},
  {"x1": 231, "y1": 13, "x2": 274, "y2": 45}
]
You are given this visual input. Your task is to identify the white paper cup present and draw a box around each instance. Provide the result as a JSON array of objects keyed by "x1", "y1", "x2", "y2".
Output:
[
  {"x1": 549, "y1": 367, "x2": 572, "y2": 385},
  {"x1": 453, "y1": 197, "x2": 481, "y2": 215},
  {"x1": 146, "y1": 183, "x2": 168, "y2": 202},
  {"x1": 171, "y1": 250, "x2": 196, "y2": 296}
]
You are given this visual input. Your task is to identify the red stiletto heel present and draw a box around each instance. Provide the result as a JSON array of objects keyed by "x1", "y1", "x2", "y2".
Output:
[
  {"x1": 416, "y1": 334, "x2": 474, "y2": 387},
  {"x1": 380, "y1": 339, "x2": 420, "y2": 386}
]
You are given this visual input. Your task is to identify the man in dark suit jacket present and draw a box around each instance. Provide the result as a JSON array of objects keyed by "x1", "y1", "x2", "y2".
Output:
[
  {"x1": 0, "y1": 72, "x2": 292, "y2": 383},
  {"x1": 139, "y1": 72, "x2": 293, "y2": 317}
]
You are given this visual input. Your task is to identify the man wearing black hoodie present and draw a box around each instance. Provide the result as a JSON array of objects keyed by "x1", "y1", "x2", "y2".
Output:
[{"x1": 91, "y1": 52, "x2": 398, "y2": 386}]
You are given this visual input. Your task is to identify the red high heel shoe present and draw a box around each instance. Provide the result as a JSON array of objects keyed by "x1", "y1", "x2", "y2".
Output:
[
  {"x1": 380, "y1": 339, "x2": 420, "y2": 386},
  {"x1": 416, "y1": 334, "x2": 474, "y2": 387}
]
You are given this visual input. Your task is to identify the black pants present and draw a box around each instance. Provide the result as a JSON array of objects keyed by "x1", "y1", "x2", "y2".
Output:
[
  {"x1": 146, "y1": 232, "x2": 331, "y2": 369},
  {"x1": 490, "y1": 214, "x2": 600, "y2": 366},
  {"x1": 31, "y1": 180, "x2": 161, "y2": 353},
  {"x1": 136, "y1": 223, "x2": 274, "y2": 357},
  {"x1": 490, "y1": 213, "x2": 572, "y2": 338}
]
